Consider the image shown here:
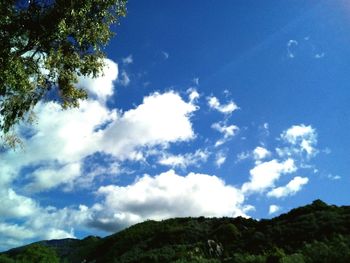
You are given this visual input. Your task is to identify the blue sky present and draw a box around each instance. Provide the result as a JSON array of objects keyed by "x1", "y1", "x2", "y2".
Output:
[{"x1": 1, "y1": 0, "x2": 349, "y2": 250}]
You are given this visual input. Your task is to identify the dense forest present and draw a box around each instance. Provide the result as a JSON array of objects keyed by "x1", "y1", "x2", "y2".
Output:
[{"x1": 1, "y1": 200, "x2": 350, "y2": 263}]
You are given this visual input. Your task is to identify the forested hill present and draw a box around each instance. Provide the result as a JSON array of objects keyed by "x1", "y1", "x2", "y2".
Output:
[{"x1": 1, "y1": 199, "x2": 350, "y2": 263}]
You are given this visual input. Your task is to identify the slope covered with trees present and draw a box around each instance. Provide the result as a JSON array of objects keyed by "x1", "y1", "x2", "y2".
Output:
[{"x1": 1, "y1": 200, "x2": 350, "y2": 262}]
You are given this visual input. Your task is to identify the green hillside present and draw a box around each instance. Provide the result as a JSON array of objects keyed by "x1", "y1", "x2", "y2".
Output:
[{"x1": 1, "y1": 200, "x2": 350, "y2": 263}]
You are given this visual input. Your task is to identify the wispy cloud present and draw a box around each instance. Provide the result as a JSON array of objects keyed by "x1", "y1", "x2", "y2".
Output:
[
  {"x1": 286, "y1": 38, "x2": 325, "y2": 60},
  {"x1": 161, "y1": 51, "x2": 169, "y2": 60},
  {"x1": 192, "y1": 77, "x2": 199, "y2": 86},
  {"x1": 158, "y1": 149, "x2": 209, "y2": 169},
  {"x1": 119, "y1": 70, "x2": 131, "y2": 86},
  {"x1": 287, "y1": 39, "x2": 298, "y2": 58},
  {"x1": 215, "y1": 151, "x2": 227, "y2": 167},
  {"x1": 122, "y1": 54, "x2": 133, "y2": 65},
  {"x1": 211, "y1": 122, "x2": 239, "y2": 147},
  {"x1": 314, "y1": 52, "x2": 325, "y2": 59}
]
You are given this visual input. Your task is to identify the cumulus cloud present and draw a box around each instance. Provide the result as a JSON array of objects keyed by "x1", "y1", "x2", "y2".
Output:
[
  {"x1": 253, "y1": 146, "x2": 271, "y2": 163},
  {"x1": 269, "y1": 205, "x2": 280, "y2": 215},
  {"x1": 267, "y1": 176, "x2": 309, "y2": 198},
  {"x1": 88, "y1": 170, "x2": 247, "y2": 232},
  {"x1": 0, "y1": 223, "x2": 35, "y2": 240},
  {"x1": 2, "y1": 99, "x2": 116, "y2": 192},
  {"x1": 1, "y1": 87, "x2": 197, "y2": 192},
  {"x1": 158, "y1": 149, "x2": 209, "y2": 169},
  {"x1": 187, "y1": 88, "x2": 200, "y2": 103},
  {"x1": 241, "y1": 159, "x2": 296, "y2": 194},
  {"x1": 207, "y1": 96, "x2": 239, "y2": 114},
  {"x1": 3, "y1": 62, "x2": 200, "y2": 194},
  {"x1": 100, "y1": 91, "x2": 197, "y2": 160},
  {"x1": 25, "y1": 162, "x2": 81, "y2": 192},
  {"x1": 76, "y1": 58, "x2": 118, "y2": 102},
  {"x1": 0, "y1": 188, "x2": 87, "y2": 250},
  {"x1": 0, "y1": 189, "x2": 38, "y2": 218},
  {"x1": 277, "y1": 124, "x2": 317, "y2": 158}
]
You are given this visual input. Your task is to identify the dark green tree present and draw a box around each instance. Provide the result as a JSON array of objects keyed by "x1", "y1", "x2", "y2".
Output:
[
  {"x1": 0, "y1": 0, "x2": 127, "y2": 138},
  {"x1": 0, "y1": 254, "x2": 15, "y2": 263},
  {"x1": 15, "y1": 244, "x2": 59, "y2": 263}
]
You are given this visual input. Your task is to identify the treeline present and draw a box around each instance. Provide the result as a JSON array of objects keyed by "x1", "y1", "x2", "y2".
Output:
[{"x1": 1, "y1": 200, "x2": 350, "y2": 262}]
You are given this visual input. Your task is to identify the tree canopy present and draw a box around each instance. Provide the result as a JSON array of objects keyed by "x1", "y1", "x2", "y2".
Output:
[{"x1": 0, "y1": 0, "x2": 127, "y2": 136}]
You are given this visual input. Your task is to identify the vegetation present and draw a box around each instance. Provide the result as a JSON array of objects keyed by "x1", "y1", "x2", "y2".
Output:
[
  {"x1": 0, "y1": 0, "x2": 127, "y2": 141},
  {"x1": 0, "y1": 244, "x2": 59, "y2": 262},
  {"x1": 1, "y1": 200, "x2": 350, "y2": 262}
]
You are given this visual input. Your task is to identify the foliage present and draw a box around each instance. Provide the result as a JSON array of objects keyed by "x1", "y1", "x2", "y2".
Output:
[
  {"x1": 0, "y1": 254, "x2": 15, "y2": 263},
  {"x1": 0, "y1": 0, "x2": 127, "y2": 136},
  {"x1": 9, "y1": 244, "x2": 59, "y2": 263},
  {"x1": 2, "y1": 200, "x2": 350, "y2": 262}
]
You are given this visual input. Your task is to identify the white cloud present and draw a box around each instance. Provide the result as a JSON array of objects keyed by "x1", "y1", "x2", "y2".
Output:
[
  {"x1": 241, "y1": 159, "x2": 296, "y2": 194},
  {"x1": 243, "y1": 205, "x2": 256, "y2": 213},
  {"x1": 253, "y1": 146, "x2": 271, "y2": 162},
  {"x1": 314, "y1": 52, "x2": 325, "y2": 59},
  {"x1": 122, "y1": 54, "x2": 133, "y2": 65},
  {"x1": 187, "y1": 88, "x2": 200, "y2": 103},
  {"x1": 44, "y1": 228, "x2": 75, "y2": 240},
  {"x1": 267, "y1": 176, "x2": 309, "y2": 198},
  {"x1": 25, "y1": 162, "x2": 81, "y2": 192},
  {"x1": 281, "y1": 125, "x2": 315, "y2": 144},
  {"x1": 0, "y1": 189, "x2": 38, "y2": 218},
  {"x1": 215, "y1": 151, "x2": 227, "y2": 167},
  {"x1": 0, "y1": 188, "x2": 88, "y2": 250},
  {"x1": 207, "y1": 96, "x2": 239, "y2": 114},
  {"x1": 269, "y1": 205, "x2": 280, "y2": 215},
  {"x1": 89, "y1": 170, "x2": 247, "y2": 232},
  {"x1": 278, "y1": 124, "x2": 317, "y2": 157},
  {"x1": 211, "y1": 122, "x2": 239, "y2": 147},
  {"x1": 0, "y1": 223, "x2": 35, "y2": 240},
  {"x1": 1, "y1": 89, "x2": 197, "y2": 192},
  {"x1": 76, "y1": 58, "x2": 118, "y2": 102},
  {"x1": 2, "y1": 99, "x2": 116, "y2": 192},
  {"x1": 101, "y1": 91, "x2": 197, "y2": 160},
  {"x1": 158, "y1": 149, "x2": 209, "y2": 168},
  {"x1": 327, "y1": 174, "x2": 341, "y2": 180}
]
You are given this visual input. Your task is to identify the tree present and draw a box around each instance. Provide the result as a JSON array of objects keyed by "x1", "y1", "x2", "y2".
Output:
[
  {"x1": 0, "y1": 0, "x2": 127, "y2": 136},
  {"x1": 15, "y1": 244, "x2": 60, "y2": 263}
]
